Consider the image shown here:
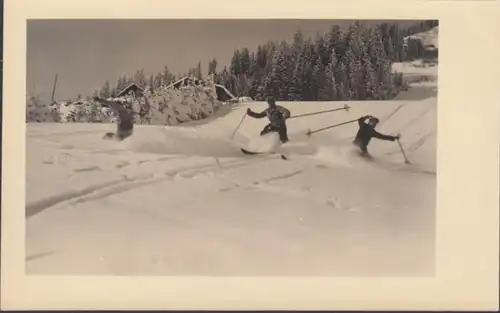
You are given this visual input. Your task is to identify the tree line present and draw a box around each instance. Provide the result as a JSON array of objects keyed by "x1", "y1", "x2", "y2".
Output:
[{"x1": 97, "y1": 20, "x2": 438, "y2": 102}]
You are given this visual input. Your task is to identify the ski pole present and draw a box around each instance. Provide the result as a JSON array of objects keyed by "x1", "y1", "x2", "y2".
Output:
[
  {"x1": 306, "y1": 118, "x2": 359, "y2": 136},
  {"x1": 230, "y1": 112, "x2": 247, "y2": 139},
  {"x1": 288, "y1": 104, "x2": 350, "y2": 120},
  {"x1": 396, "y1": 137, "x2": 411, "y2": 164}
]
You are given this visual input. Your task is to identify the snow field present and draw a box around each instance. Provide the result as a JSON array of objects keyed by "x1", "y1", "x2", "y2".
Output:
[{"x1": 25, "y1": 62, "x2": 437, "y2": 276}]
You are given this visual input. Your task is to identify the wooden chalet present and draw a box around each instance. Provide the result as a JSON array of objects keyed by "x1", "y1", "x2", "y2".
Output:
[{"x1": 116, "y1": 82, "x2": 145, "y2": 98}]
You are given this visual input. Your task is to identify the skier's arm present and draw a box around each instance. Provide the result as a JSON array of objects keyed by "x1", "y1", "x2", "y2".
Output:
[
  {"x1": 279, "y1": 106, "x2": 291, "y2": 119},
  {"x1": 94, "y1": 96, "x2": 133, "y2": 122},
  {"x1": 247, "y1": 108, "x2": 267, "y2": 119},
  {"x1": 93, "y1": 96, "x2": 115, "y2": 108},
  {"x1": 372, "y1": 130, "x2": 398, "y2": 141}
]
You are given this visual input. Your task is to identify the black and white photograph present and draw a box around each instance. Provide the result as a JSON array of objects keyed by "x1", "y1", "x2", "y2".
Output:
[{"x1": 25, "y1": 18, "x2": 439, "y2": 276}]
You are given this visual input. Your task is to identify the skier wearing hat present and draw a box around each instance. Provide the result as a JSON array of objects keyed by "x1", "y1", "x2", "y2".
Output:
[
  {"x1": 246, "y1": 96, "x2": 291, "y2": 144},
  {"x1": 353, "y1": 115, "x2": 400, "y2": 158}
]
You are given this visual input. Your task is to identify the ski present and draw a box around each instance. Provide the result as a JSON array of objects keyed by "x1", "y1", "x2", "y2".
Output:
[
  {"x1": 240, "y1": 148, "x2": 264, "y2": 155},
  {"x1": 240, "y1": 148, "x2": 288, "y2": 160}
]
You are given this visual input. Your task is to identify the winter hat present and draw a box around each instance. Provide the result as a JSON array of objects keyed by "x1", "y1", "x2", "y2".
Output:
[
  {"x1": 266, "y1": 96, "x2": 276, "y2": 105},
  {"x1": 367, "y1": 116, "x2": 380, "y2": 125}
]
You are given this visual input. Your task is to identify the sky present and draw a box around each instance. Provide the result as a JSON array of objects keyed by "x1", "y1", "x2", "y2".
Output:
[{"x1": 27, "y1": 19, "x2": 421, "y2": 103}]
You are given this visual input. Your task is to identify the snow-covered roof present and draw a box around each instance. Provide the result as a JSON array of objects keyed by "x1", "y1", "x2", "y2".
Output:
[
  {"x1": 116, "y1": 82, "x2": 145, "y2": 98},
  {"x1": 165, "y1": 77, "x2": 191, "y2": 89},
  {"x1": 165, "y1": 76, "x2": 237, "y2": 101},
  {"x1": 214, "y1": 84, "x2": 237, "y2": 100},
  {"x1": 165, "y1": 76, "x2": 207, "y2": 89}
]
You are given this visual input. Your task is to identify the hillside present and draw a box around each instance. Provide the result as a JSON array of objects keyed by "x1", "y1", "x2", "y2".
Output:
[{"x1": 25, "y1": 59, "x2": 437, "y2": 276}]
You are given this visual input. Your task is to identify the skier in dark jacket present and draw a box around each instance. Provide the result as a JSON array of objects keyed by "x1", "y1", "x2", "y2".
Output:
[
  {"x1": 353, "y1": 115, "x2": 400, "y2": 158},
  {"x1": 246, "y1": 96, "x2": 291, "y2": 143},
  {"x1": 93, "y1": 96, "x2": 134, "y2": 141}
]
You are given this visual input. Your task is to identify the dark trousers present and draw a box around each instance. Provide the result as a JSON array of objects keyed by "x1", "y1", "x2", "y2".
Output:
[
  {"x1": 116, "y1": 118, "x2": 134, "y2": 141},
  {"x1": 103, "y1": 127, "x2": 133, "y2": 141},
  {"x1": 116, "y1": 128, "x2": 133, "y2": 141},
  {"x1": 352, "y1": 140, "x2": 372, "y2": 159},
  {"x1": 261, "y1": 122, "x2": 289, "y2": 143}
]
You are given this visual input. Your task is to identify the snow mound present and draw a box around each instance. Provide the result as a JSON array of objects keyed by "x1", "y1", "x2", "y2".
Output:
[
  {"x1": 25, "y1": 78, "x2": 437, "y2": 276},
  {"x1": 124, "y1": 126, "x2": 244, "y2": 157},
  {"x1": 76, "y1": 95, "x2": 436, "y2": 173},
  {"x1": 238, "y1": 96, "x2": 254, "y2": 103},
  {"x1": 29, "y1": 75, "x2": 224, "y2": 125},
  {"x1": 144, "y1": 76, "x2": 223, "y2": 125}
]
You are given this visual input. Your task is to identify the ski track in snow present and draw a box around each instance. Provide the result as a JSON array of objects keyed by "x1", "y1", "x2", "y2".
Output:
[
  {"x1": 391, "y1": 101, "x2": 435, "y2": 135},
  {"x1": 26, "y1": 177, "x2": 128, "y2": 218},
  {"x1": 28, "y1": 128, "x2": 109, "y2": 138},
  {"x1": 216, "y1": 168, "x2": 359, "y2": 211},
  {"x1": 384, "y1": 128, "x2": 436, "y2": 157},
  {"x1": 378, "y1": 103, "x2": 406, "y2": 128},
  {"x1": 27, "y1": 95, "x2": 436, "y2": 217},
  {"x1": 26, "y1": 150, "x2": 285, "y2": 217},
  {"x1": 25, "y1": 66, "x2": 438, "y2": 275}
]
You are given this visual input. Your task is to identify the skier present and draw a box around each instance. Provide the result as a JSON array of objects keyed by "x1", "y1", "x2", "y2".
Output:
[
  {"x1": 93, "y1": 96, "x2": 135, "y2": 141},
  {"x1": 353, "y1": 115, "x2": 400, "y2": 159},
  {"x1": 246, "y1": 96, "x2": 291, "y2": 144}
]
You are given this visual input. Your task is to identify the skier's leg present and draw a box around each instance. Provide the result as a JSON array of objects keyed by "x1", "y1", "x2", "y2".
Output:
[
  {"x1": 278, "y1": 123, "x2": 289, "y2": 143},
  {"x1": 115, "y1": 108, "x2": 135, "y2": 141},
  {"x1": 360, "y1": 145, "x2": 367, "y2": 155},
  {"x1": 116, "y1": 128, "x2": 133, "y2": 141},
  {"x1": 116, "y1": 120, "x2": 134, "y2": 141},
  {"x1": 260, "y1": 124, "x2": 272, "y2": 136},
  {"x1": 360, "y1": 145, "x2": 372, "y2": 159}
]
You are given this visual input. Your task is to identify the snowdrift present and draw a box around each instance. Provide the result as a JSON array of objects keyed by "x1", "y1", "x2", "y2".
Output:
[
  {"x1": 28, "y1": 75, "x2": 226, "y2": 126},
  {"x1": 26, "y1": 78, "x2": 437, "y2": 276},
  {"x1": 25, "y1": 58, "x2": 437, "y2": 276},
  {"x1": 143, "y1": 75, "x2": 225, "y2": 125}
]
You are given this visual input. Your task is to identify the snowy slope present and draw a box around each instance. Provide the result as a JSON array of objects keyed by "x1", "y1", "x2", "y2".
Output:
[
  {"x1": 26, "y1": 66, "x2": 437, "y2": 276},
  {"x1": 405, "y1": 26, "x2": 439, "y2": 49}
]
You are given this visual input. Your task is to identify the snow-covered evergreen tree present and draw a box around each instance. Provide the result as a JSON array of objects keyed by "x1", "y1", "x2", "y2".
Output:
[
  {"x1": 323, "y1": 49, "x2": 338, "y2": 100},
  {"x1": 100, "y1": 80, "x2": 112, "y2": 99},
  {"x1": 26, "y1": 94, "x2": 60, "y2": 122}
]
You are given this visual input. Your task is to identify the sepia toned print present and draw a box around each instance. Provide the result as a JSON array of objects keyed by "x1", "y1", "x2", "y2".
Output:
[{"x1": 25, "y1": 19, "x2": 438, "y2": 276}]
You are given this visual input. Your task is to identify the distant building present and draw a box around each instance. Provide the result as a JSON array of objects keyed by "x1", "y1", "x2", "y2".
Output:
[
  {"x1": 423, "y1": 44, "x2": 438, "y2": 61},
  {"x1": 116, "y1": 82, "x2": 145, "y2": 98},
  {"x1": 166, "y1": 76, "x2": 204, "y2": 89},
  {"x1": 403, "y1": 26, "x2": 439, "y2": 62},
  {"x1": 165, "y1": 76, "x2": 237, "y2": 103},
  {"x1": 214, "y1": 84, "x2": 238, "y2": 103}
]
